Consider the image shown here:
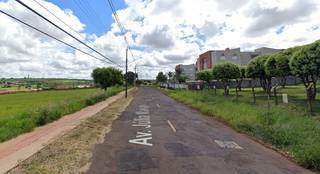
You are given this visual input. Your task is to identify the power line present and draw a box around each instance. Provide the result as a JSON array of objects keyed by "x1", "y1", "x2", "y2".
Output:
[
  {"x1": 0, "y1": 9, "x2": 111, "y2": 64},
  {"x1": 14, "y1": 0, "x2": 122, "y2": 67},
  {"x1": 106, "y1": 0, "x2": 136, "y2": 61},
  {"x1": 82, "y1": 0, "x2": 106, "y2": 30},
  {"x1": 72, "y1": 0, "x2": 101, "y2": 33},
  {"x1": 31, "y1": 0, "x2": 85, "y2": 42},
  {"x1": 30, "y1": 0, "x2": 121, "y2": 67}
]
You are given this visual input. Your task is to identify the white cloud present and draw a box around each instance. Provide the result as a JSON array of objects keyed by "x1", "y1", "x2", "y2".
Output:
[{"x1": 0, "y1": 0, "x2": 320, "y2": 79}]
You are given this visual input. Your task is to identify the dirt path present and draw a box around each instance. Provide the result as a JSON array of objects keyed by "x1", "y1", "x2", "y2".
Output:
[
  {"x1": 0, "y1": 90, "x2": 128, "y2": 174},
  {"x1": 88, "y1": 87, "x2": 312, "y2": 174}
]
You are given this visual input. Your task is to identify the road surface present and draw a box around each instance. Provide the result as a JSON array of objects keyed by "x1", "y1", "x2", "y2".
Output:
[{"x1": 88, "y1": 87, "x2": 312, "y2": 174}]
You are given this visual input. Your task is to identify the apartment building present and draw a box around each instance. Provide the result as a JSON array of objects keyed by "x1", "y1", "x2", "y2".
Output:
[
  {"x1": 175, "y1": 64, "x2": 196, "y2": 80},
  {"x1": 196, "y1": 47, "x2": 282, "y2": 71}
]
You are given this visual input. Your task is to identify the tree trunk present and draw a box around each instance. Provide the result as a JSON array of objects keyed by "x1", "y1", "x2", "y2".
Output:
[
  {"x1": 304, "y1": 75, "x2": 317, "y2": 115},
  {"x1": 250, "y1": 80, "x2": 256, "y2": 104},
  {"x1": 265, "y1": 78, "x2": 272, "y2": 97},
  {"x1": 281, "y1": 77, "x2": 287, "y2": 88},
  {"x1": 237, "y1": 79, "x2": 243, "y2": 91},
  {"x1": 260, "y1": 77, "x2": 268, "y2": 92},
  {"x1": 223, "y1": 81, "x2": 229, "y2": 96},
  {"x1": 273, "y1": 87, "x2": 278, "y2": 105},
  {"x1": 252, "y1": 87, "x2": 256, "y2": 104},
  {"x1": 224, "y1": 85, "x2": 228, "y2": 96},
  {"x1": 307, "y1": 87, "x2": 314, "y2": 114},
  {"x1": 235, "y1": 86, "x2": 238, "y2": 99}
]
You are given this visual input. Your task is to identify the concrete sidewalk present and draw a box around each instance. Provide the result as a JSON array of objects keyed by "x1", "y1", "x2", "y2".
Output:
[{"x1": 0, "y1": 90, "x2": 127, "y2": 174}]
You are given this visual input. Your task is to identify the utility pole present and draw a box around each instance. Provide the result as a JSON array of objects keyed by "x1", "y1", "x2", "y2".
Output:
[
  {"x1": 134, "y1": 64, "x2": 137, "y2": 86},
  {"x1": 125, "y1": 47, "x2": 128, "y2": 98}
]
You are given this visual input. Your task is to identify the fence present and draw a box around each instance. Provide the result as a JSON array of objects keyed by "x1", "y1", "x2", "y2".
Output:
[{"x1": 208, "y1": 76, "x2": 301, "y2": 89}]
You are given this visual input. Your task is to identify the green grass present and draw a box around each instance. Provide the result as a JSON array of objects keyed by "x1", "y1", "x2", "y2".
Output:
[
  {"x1": 0, "y1": 87, "x2": 124, "y2": 142},
  {"x1": 166, "y1": 87, "x2": 320, "y2": 171},
  {"x1": 224, "y1": 84, "x2": 320, "y2": 118}
]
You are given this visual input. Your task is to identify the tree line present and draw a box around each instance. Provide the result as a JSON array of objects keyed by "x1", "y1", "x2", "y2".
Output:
[{"x1": 196, "y1": 40, "x2": 320, "y2": 113}]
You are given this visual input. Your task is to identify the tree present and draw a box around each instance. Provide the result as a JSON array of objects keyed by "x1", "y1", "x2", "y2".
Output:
[
  {"x1": 265, "y1": 53, "x2": 291, "y2": 88},
  {"x1": 91, "y1": 67, "x2": 123, "y2": 91},
  {"x1": 246, "y1": 55, "x2": 271, "y2": 93},
  {"x1": 124, "y1": 71, "x2": 137, "y2": 86},
  {"x1": 177, "y1": 75, "x2": 187, "y2": 83},
  {"x1": 108, "y1": 67, "x2": 123, "y2": 86},
  {"x1": 237, "y1": 66, "x2": 246, "y2": 91},
  {"x1": 168, "y1": 72, "x2": 174, "y2": 81},
  {"x1": 212, "y1": 62, "x2": 240, "y2": 95},
  {"x1": 156, "y1": 72, "x2": 167, "y2": 83},
  {"x1": 196, "y1": 70, "x2": 212, "y2": 84},
  {"x1": 290, "y1": 41, "x2": 320, "y2": 113}
]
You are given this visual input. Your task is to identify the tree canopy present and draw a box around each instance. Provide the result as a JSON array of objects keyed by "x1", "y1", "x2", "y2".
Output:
[
  {"x1": 156, "y1": 72, "x2": 167, "y2": 83},
  {"x1": 91, "y1": 67, "x2": 123, "y2": 91},
  {"x1": 246, "y1": 55, "x2": 271, "y2": 91},
  {"x1": 124, "y1": 71, "x2": 137, "y2": 86},
  {"x1": 196, "y1": 70, "x2": 212, "y2": 83},
  {"x1": 212, "y1": 62, "x2": 240, "y2": 81},
  {"x1": 212, "y1": 62, "x2": 240, "y2": 95},
  {"x1": 265, "y1": 52, "x2": 291, "y2": 87}
]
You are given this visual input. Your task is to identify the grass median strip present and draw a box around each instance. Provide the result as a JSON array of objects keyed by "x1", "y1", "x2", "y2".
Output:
[
  {"x1": 9, "y1": 88, "x2": 136, "y2": 174},
  {"x1": 165, "y1": 89, "x2": 320, "y2": 171},
  {"x1": 0, "y1": 86, "x2": 124, "y2": 142}
]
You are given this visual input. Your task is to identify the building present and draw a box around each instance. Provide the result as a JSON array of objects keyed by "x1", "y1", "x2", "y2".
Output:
[
  {"x1": 196, "y1": 47, "x2": 282, "y2": 71},
  {"x1": 175, "y1": 64, "x2": 196, "y2": 80}
]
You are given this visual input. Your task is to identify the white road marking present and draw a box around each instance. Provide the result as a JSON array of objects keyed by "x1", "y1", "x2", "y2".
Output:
[
  {"x1": 214, "y1": 140, "x2": 243, "y2": 149},
  {"x1": 129, "y1": 104, "x2": 153, "y2": 146},
  {"x1": 167, "y1": 120, "x2": 177, "y2": 133}
]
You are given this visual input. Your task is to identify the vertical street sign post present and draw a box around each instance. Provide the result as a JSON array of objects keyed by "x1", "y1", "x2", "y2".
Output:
[{"x1": 125, "y1": 47, "x2": 128, "y2": 98}]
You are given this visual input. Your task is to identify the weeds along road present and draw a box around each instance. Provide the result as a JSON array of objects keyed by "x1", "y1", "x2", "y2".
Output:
[{"x1": 88, "y1": 87, "x2": 312, "y2": 174}]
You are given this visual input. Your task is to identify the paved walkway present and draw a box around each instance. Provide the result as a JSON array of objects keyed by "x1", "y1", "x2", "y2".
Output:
[
  {"x1": 88, "y1": 87, "x2": 312, "y2": 174},
  {"x1": 0, "y1": 90, "x2": 127, "y2": 174}
]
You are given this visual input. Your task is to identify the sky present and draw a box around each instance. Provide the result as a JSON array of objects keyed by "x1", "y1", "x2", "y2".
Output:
[{"x1": 0, "y1": 0, "x2": 319, "y2": 79}]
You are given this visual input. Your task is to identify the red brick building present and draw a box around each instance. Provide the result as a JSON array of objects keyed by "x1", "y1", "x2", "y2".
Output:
[
  {"x1": 196, "y1": 51, "x2": 213, "y2": 71},
  {"x1": 196, "y1": 47, "x2": 282, "y2": 72}
]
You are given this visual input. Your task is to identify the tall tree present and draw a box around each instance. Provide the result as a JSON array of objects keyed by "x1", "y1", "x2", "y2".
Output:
[
  {"x1": 265, "y1": 53, "x2": 291, "y2": 88},
  {"x1": 124, "y1": 71, "x2": 137, "y2": 85},
  {"x1": 212, "y1": 62, "x2": 240, "y2": 95},
  {"x1": 168, "y1": 71, "x2": 175, "y2": 82},
  {"x1": 290, "y1": 41, "x2": 320, "y2": 113},
  {"x1": 246, "y1": 55, "x2": 271, "y2": 93},
  {"x1": 196, "y1": 70, "x2": 212, "y2": 84},
  {"x1": 237, "y1": 66, "x2": 246, "y2": 91},
  {"x1": 156, "y1": 72, "x2": 168, "y2": 83},
  {"x1": 91, "y1": 67, "x2": 123, "y2": 91}
]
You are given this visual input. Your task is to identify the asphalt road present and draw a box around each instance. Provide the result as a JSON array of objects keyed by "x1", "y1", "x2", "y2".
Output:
[{"x1": 88, "y1": 87, "x2": 312, "y2": 174}]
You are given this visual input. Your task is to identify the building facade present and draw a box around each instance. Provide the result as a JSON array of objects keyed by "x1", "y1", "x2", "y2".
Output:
[
  {"x1": 196, "y1": 47, "x2": 282, "y2": 71},
  {"x1": 175, "y1": 64, "x2": 196, "y2": 80}
]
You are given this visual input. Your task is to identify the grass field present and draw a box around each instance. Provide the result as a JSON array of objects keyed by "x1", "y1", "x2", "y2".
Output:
[
  {"x1": 227, "y1": 84, "x2": 320, "y2": 117},
  {"x1": 166, "y1": 84, "x2": 320, "y2": 171},
  {"x1": 0, "y1": 87, "x2": 124, "y2": 142},
  {"x1": 9, "y1": 89, "x2": 136, "y2": 174}
]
